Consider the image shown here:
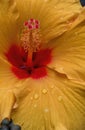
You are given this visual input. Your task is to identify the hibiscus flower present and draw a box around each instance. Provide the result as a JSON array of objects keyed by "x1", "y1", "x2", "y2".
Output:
[{"x1": 0, "y1": 0, "x2": 85, "y2": 130}]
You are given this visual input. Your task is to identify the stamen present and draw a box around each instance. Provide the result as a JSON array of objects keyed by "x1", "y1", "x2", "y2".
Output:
[{"x1": 20, "y1": 19, "x2": 42, "y2": 67}]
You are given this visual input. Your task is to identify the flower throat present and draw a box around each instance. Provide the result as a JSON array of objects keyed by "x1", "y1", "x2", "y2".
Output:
[{"x1": 5, "y1": 19, "x2": 52, "y2": 79}]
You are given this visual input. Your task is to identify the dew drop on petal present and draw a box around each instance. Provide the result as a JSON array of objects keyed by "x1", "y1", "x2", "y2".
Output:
[
  {"x1": 30, "y1": 97, "x2": 33, "y2": 100},
  {"x1": 42, "y1": 89, "x2": 48, "y2": 94},
  {"x1": 44, "y1": 0, "x2": 48, "y2": 2},
  {"x1": 34, "y1": 94, "x2": 39, "y2": 99},
  {"x1": 60, "y1": 17, "x2": 64, "y2": 20},
  {"x1": 51, "y1": 85, "x2": 54, "y2": 89},
  {"x1": 58, "y1": 96, "x2": 63, "y2": 102},
  {"x1": 54, "y1": 6, "x2": 57, "y2": 9},
  {"x1": 44, "y1": 108, "x2": 49, "y2": 113},
  {"x1": 34, "y1": 104, "x2": 37, "y2": 108}
]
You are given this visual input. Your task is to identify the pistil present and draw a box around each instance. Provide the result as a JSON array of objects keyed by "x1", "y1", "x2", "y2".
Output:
[
  {"x1": 20, "y1": 19, "x2": 41, "y2": 67},
  {"x1": 27, "y1": 49, "x2": 33, "y2": 67}
]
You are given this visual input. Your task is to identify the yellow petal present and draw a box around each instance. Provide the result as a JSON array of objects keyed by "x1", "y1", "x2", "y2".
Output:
[
  {"x1": 0, "y1": 0, "x2": 19, "y2": 59},
  {"x1": 0, "y1": 59, "x2": 31, "y2": 121},
  {"x1": 16, "y1": 0, "x2": 82, "y2": 41},
  {"x1": 0, "y1": 59, "x2": 30, "y2": 98},
  {"x1": 47, "y1": 11, "x2": 85, "y2": 84},
  {"x1": 8, "y1": 69, "x2": 85, "y2": 130},
  {"x1": 0, "y1": 91, "x2": 16, "y2": 121},
  {"x1": 0, "y1": 59, "x2": 17, "y2": 88}
]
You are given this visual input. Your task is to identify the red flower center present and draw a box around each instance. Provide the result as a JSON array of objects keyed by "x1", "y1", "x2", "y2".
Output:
[
  {"x1": 5, "y1": 44, "x2": 52, "y2": 79},
  {"x1": 5, "y1": 19, "x2": 52, "y2": 79}
]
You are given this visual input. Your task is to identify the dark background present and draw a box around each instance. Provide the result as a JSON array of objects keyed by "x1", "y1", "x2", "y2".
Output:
[{"x1": 80, "y1": 0, "x2": 85, "y2": 6}]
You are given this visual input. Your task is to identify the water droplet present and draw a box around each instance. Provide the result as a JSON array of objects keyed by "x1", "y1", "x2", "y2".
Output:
[
  {"x1": 30, "y1": 97, "x2": 33, "y2": 100},
  {"x1": 44, "y1": 0, "x2": 48, "y2": 2},
  {"x1": 34, "y1": 94, "x2": 39, "y2": 99},
  {"x1": 60, "y1": 17, "x2": 64, "y2": 20},
  {"x1": 54, "y1": 6, "x2": 57, "y2": 9},
  {"x1": 44, "y1": 108, "x2": 49, "y2": 113},
  {"x1": 51, "y1": 85, "x2": 54, "y2": 89},
  {"x1": 42, "y1": 89, "x2": 47, "y2": 94},
  {"x1": 34, "y1": 104, "x2": 37, "y2": 108},
  {"x1": 58, "y1": 96, "x2": 63, "y2": 101}
]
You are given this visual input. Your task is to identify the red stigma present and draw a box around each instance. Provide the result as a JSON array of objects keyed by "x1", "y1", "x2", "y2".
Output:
[{"x1": 25, "y1": 19, "x2": 40, "y2": 29}]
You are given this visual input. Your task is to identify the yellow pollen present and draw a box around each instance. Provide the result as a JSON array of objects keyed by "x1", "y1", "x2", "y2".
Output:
[{"x1": 20, "y1": 28, "x2": 42, "y2": 53}]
